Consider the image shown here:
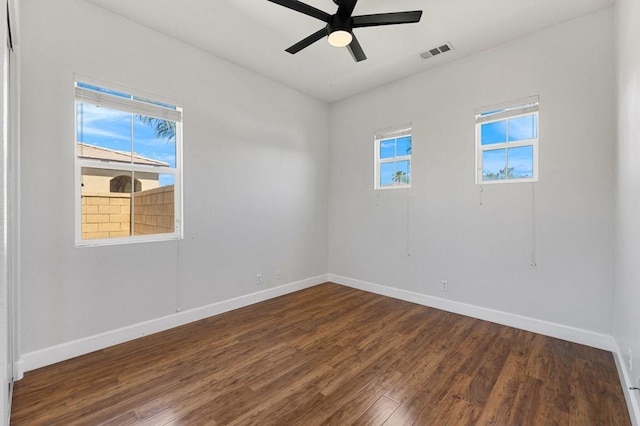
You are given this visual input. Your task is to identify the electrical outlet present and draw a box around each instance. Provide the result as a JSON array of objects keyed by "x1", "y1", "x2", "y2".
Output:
[
  {"x1": 629, "y1": 348, "x2": 633, "y2": 371},
  {"x1": 441, "y1": 280, "x2": 448, "y2": 292},
  {"x1": 275, "y1": 270, "x2": 282, "y2": 283},
  {"x1": 256, "y1": 274, "x2": 263, "y2": 285}
]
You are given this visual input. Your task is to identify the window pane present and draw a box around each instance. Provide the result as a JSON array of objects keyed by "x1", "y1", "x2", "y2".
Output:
[
  {"x1": 133, "y1": 173, "x2": 176, "y2": 236},
  {"x1": 482, "y1": 149, "x2": 507, "y2": 181},
  {"x1": 508, "y1": 114, "x2": 537, "y2": 142},
  {"x1": 481, "y1": 120, "x2": 507, "y2": 145},
  {"x1": 76, "y1": 103, "x2": 133, "y2": 163},
  {"x1": 507, "y1": 146, "x2": 534, "y2": 179},
  {"x1": 393, "y1": 160, "x2": 410, "y2": 184},
  {"x1": 380, "y1": 139, "x2": 396, "y2": 159},
  {"x1": 81, "y1": 168, "x2": 133, "y2": 240},
  {"x1": 380, "y1": 162, "x2": 395, "y2": 187},
  {"x1": 396, "y1": 136, "x2": 412, "y2": 157},
  {"x1": 134, "y1": 115, "x2": 177, "y2": 168}
]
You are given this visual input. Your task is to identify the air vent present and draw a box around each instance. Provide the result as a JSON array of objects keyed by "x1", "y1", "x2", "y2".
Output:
[{"x1": 420, "y1": 42, "x2": 454, "y2": 59}]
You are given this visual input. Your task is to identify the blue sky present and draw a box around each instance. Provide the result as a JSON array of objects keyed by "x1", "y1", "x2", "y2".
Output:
[
  {"x1": 76, "y1": 102, "x2": 176, "y2": 186},
  {"x1": 379, "y1": 136, "x2": 411, "y2": 186},
  {"x1": 481, "y1": 114, "x2": 536, "y2": 180}
]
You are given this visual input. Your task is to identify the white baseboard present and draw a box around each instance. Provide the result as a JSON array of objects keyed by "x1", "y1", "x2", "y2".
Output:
[
  {"x1": 18, "y1": 274, "x2": 328, "y2": 375},
  {"x1": 328, "y1": 274, "x2": 615, "y2": 351},
  {"x1": 613, "y1": 341, "x2": 640, "y2": 425},
  {"x1": 17, "y1": 273, "x2": 619, "y2": 376}
]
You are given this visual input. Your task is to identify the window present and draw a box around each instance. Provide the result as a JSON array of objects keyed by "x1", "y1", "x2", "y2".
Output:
[
  {"x1": 110, "y1": 175, "x2": 142, "y2": 193},
  {"x1": 375, "y1": 125, "x2": 412, "y2": 189},
  {"x1": 475, "y1": 96, "x2": 539, "y2": 184},
  {"x1": 75, "y1": 80, "x2": 182, "y2": 245}
]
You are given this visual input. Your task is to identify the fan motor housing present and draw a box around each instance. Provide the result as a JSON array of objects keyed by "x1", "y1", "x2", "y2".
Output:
[{"x1": 328, "y1": 14, "x2": 352, "y2": 33}]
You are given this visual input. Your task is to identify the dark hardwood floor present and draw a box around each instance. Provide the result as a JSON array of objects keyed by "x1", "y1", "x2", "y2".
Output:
[{"x1": 11, "y1": 283, "x2": 630, "y2": 425}]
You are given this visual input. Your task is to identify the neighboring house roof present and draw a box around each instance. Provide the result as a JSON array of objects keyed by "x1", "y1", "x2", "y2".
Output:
[{"x1": 77, "y1": 143, "x2": 170, "y2": 167}]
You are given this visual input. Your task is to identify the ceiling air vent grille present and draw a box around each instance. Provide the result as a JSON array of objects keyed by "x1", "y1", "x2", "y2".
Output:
[{"x1": 420, "y1": 42, "x2": 454, "y2": 59}]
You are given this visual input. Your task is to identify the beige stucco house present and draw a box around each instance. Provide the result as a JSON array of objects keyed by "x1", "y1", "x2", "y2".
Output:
[{"x1": 77, "y1": 142, "x2": 169, "y2": 194}]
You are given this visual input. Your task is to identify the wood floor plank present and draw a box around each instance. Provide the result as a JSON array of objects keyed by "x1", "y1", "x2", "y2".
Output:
[
  {"x1": 508, "y1": 375, "x2": 545, "y2": 425},
  {"x1": 473, "y1": 350, "x2": 527, "y2": 425},
  {"x1": 412, "y1": 373, "x2": 480, "y2": 425},
  {"x1": 352, "y1": 395, "x2": 399, "y2": 426},
  {"x1": 10, "y1": 283, "x2": 631, "y2": 425},
  {"x1": 466, "y1": 334, "x2": 511, "y2": 409}
]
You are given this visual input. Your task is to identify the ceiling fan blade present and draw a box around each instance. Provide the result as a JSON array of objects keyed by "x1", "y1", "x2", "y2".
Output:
[
  {"x1": 336, "y1": 0, "x2": 358, "y2": 19},
  {"x1": 347, "y1": 34, "x2": 366, "y2": 62},
  {"x1": 267, "y1": 0, "x2": 331, "y2": 22},
  {"x1": 285, "y1": 27, "x2": 329, "y2": 54},
  {"x1": 352, "y1": 11, "x2": 423, "y2": 28}
]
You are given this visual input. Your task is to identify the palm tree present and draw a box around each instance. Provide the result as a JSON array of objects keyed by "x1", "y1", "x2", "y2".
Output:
[
  {"x1": 392, "y1": 170, "x2": 409, "y2": 184},
  {"x1": 499, "y1": 167, "x2": 515, "y2": 179},
  {"x1": 137, "y1": 116, "x2": 176, "y2": 143},
  {"x1": 483, "y1": 172, "x2": 499, "y2": 180}
]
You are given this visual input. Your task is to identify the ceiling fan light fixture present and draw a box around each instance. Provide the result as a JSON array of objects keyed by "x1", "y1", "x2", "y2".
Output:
[
  {"x1": 328, "y1": 29, "x2": 352, "y2": 47},
  {"x1": 267, "y1": 0, "x2": 423, "y2": 62}
]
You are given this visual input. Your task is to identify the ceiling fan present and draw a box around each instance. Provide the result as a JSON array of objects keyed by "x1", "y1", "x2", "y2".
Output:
[{"x1": 267, "y1": 0, "x2": 423, "y2": 62}]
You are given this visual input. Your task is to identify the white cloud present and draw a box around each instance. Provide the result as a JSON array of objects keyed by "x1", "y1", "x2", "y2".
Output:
[{"x1": 79, "y1": 125, "x2": 130, "y2": 142}]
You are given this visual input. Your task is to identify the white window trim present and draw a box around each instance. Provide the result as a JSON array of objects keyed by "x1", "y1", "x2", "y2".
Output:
[
  {"x1": 374, "y1": 124, "x2": 412, "y2": 190},
  {"x1": 74, "y1": 80, "x2": 184, "y2": 247},
  {"x1": 475, "y1": 98, "x2": 539, "y2": 185}
]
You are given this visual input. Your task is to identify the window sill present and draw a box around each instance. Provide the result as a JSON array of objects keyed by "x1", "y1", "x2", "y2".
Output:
[{"x1": 75, "y1": 233, "x2": 182, "y2": 248}]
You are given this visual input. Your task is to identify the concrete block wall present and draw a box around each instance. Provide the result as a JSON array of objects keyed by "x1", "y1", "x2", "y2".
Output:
[
  {"x1": 81, "y1": 186, "x2": 175, "y2": 240},
  {"x1": 133, "y1": 185, "x2": 175, "y2": 236},
  {"x1": 81, "y1": 192, "x2": 131, "y2": 239}
]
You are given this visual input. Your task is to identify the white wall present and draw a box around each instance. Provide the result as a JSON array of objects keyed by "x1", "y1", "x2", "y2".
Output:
[
  {"x1": 329, "y1": 9, "x2": 615, "y2": 334},
  {"x1": 615, "y1": 0, "x2": 640, "y2": 420},
  {"x1": 1, "y1": 0, "x2": 8, "y2": 421},
  {"x1": 16, "y1": 0, "x2": 623, "y2": 389},
  {"x1": 19, "y1": 0, "x2": 328, "y2": 357}
]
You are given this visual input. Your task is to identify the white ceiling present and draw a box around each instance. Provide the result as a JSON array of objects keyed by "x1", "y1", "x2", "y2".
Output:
[{"x1": 85, "y1": 0, "x2": 614, "y2": 103}]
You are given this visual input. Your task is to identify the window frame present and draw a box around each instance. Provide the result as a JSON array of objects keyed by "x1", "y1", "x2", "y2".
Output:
[
  {"x1": 74, "y1": 77, "x2": 183, "y2": 247},
  {"x1": 475, "y1": 97, "x2": 539, "y2": 185},
  {"x1": 374, "y1": 124, "x2": 413, "y2": 190}
]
